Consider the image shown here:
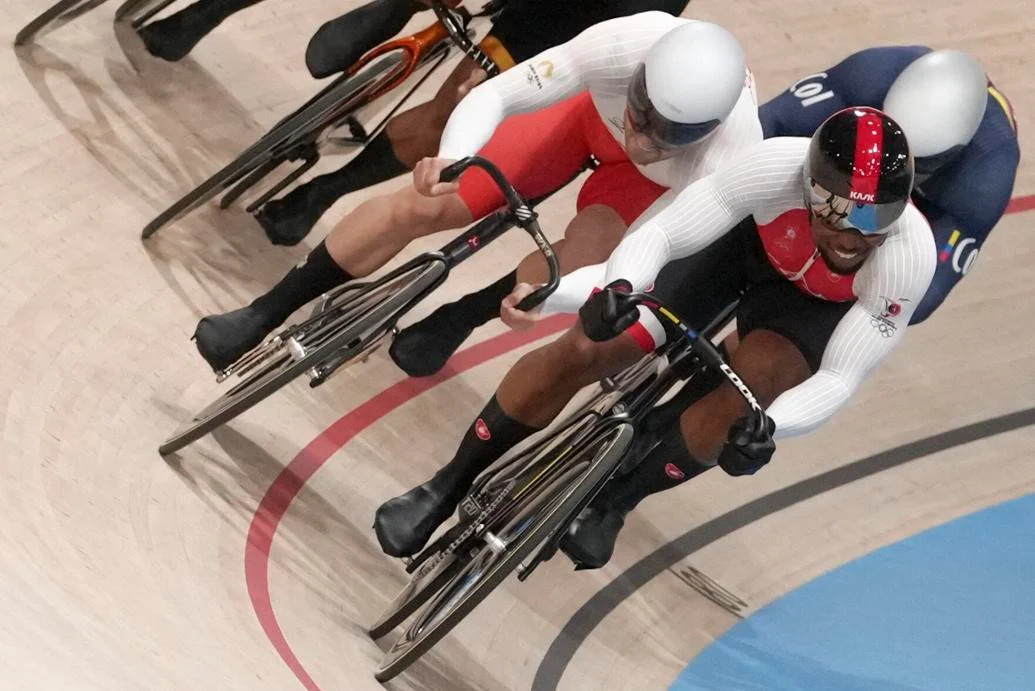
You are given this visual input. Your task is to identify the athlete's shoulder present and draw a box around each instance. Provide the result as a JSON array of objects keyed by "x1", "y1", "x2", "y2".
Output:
[
  {"x1": 588, "y1": 10, "x2": 687, "y2": 36},
  {"x1": 737, "y1": 136, "x2": 810, "y2": 168},
  {"x1": 568, "y1": 10, "x2": 685, "y2": 65},
  {"x1": 865, "y1": 204, "x2": 936, "y2": 298},
  {"x1": 972, "y1": 84, "x2": 1021, "y2": 149},
  {"x1": 714, "y1": 137, "x2": 810, "y2": 218},
  {"x1": 828, "y1": 45, "x2": 930, "y2": 104},
  {"x1": 917, "y1": 86, "x2": 1020, "y2": 226}
]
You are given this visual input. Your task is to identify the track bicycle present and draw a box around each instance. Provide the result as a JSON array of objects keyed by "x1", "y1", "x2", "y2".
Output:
[
  {"x1": 16, "y1": 0, "x2": 183, "y2": 47},
  {"x1": 158, "y1": 155, "x2": 560, "y2": 454},
  {"x1": 368, "y1": 291, "x2": 760, "y2": 681},
  {"x1": 140, "y1": 0, "x2": 500, "y2": 238}
]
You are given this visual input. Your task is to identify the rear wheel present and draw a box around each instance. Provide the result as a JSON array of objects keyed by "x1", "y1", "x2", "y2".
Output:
[
  {"x1": 141, "y1": 51, "x2": 406, "y2": 239},
  {"x1": 158, "y1": 261, "x2": 443, "y2": 455},
  {"x1": 118, "y1": 0, "x2": 173, "y2": 27},
  {"x1": 374, "y1": 423, "x2": 634, "y2": 682},
  {"x1": 14, "y1": 0, "x2": 97, "y2": 45}
]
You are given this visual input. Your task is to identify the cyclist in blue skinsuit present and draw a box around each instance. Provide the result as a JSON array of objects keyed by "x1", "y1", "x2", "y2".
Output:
[
  {"x1": 760, "y1": 45, "x2": 1019, "y2": 323},
  {"x1": 558, "y1": 46, "x2": 1021, "y2": 569}
]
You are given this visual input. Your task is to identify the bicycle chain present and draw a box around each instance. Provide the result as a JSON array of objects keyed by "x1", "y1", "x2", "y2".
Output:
[{"x1": 415, "y1": 478, "x2": 517, "y2": 578}]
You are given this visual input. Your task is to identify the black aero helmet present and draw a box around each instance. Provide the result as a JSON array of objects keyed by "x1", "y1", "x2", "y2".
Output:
[{"x1": 804, "y1": 106, "x2": 914, "y2": 235}]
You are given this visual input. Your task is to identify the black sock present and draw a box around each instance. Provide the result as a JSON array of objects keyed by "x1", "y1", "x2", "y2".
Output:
[
  {"x1": 600, "y1": 424, "x2": 712, "y2": 514},
  {"x1": 597, "y1": 366, "x2": 724, "y2": 513},
  {"x1": 249, "y1": 241, "x2": 351, "y2": 328},
  {"x1": 305, "y1": 131, "x2": 409, "y2": 211},
  {"x1": 446, "y1": 271, "x2": 517, "y2": 329},
  {"x1": 310, "y1": 130, "x2": 407, "y2": 202},
  {"x1": 431, "y1": 395, "x2": 540, "y2": 502}
]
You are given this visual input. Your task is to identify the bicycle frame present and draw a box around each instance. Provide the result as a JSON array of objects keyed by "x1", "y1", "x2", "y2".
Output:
[
  {"x1": 410, "y1": 299, "x2": 744, "y2": 580},
  {"x1": 307, "y1": 202, "x2": 539, "y2": 384},
  {"x1": 158, "y1": 156, "x2": 558, "y2": 454}
]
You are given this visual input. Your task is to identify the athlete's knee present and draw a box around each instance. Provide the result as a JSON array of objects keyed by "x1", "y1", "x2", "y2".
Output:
[
  {"x1": 428, "y1": 59, "x2": 485, "y2": 122},
  {"x1": 540, "y1": 324, "x2": 624, "y2": 389},
  {"x1": 562, "y1": 205, "x2": 626, "y2": 264},
  {"x1": 389, "y1": 186, "x2": 468, "y2": 234},
  {"x1": 554, "y1": 327, "x2": 605, "y2": 379},
  {"x1": 728, "y1": 329, "x2": 810, "y2": 407}
]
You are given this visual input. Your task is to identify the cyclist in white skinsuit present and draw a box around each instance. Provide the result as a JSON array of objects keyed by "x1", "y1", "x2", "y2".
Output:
[
  {"x1": 375, "y1": 106, "x2": 935, "y2": 561},
  {"x1": 374, "y1": 14, "x2": 770, "y2": 556},
  {"x1": 390, "y1": 11, "x2": 762, "y2": 375},
  {"x1": 196, "y1": 14, "x2": 763, "y2": 381}
]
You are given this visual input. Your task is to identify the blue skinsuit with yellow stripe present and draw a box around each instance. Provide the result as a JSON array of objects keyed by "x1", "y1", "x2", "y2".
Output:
[{"x1": 759, "y1": 45, "x2": 1021, "y2": 323}]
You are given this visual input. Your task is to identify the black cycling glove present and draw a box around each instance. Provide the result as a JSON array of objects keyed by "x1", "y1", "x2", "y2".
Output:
[
  {"x1": 717, "y1": 412, "x2": 776, "y2": 476},
  {"x1": 578, "y1": 279, "x2": 639, "y2": 342}
]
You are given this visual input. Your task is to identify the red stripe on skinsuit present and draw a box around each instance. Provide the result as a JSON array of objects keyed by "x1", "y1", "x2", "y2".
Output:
[{"x1": 851, "y1": 109, "x2": 884, "y2": 201}]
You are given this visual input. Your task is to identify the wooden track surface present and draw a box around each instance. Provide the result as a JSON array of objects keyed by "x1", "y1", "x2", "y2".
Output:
[{"x1": 2, "y1": 0, "x2": 1032, "y2": 687}]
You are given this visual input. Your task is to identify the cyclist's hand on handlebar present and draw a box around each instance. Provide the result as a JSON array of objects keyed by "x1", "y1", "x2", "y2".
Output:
[
  {"x1": 500, "y1": 282, "x2": 542, "y2": 331},
  {"x1": 414, "y1": 157, "x2": 460, "y2": 197},
  {"x1": 578, "y1": 279, "x2": 639, "y2": 342},
  {"x1": 717, "y1": 412, "x2": 776, "y2": 476}
]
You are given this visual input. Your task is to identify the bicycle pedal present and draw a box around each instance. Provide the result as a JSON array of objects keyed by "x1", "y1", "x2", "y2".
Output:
[
  {"x1": 482, "y1": 531, "x2": 506, "y2": 555},
  {"x1": 286, "y1": 337, "x2": 307, "y2": 361}
]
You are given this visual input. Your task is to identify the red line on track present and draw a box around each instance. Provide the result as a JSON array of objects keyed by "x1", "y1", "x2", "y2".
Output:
[
  {"x1": 1006, "y1": 194, "x2": 1035, "y2": 215},
  {"x1": 243, "y1": 314, "x2": 573, "y2": 690},
  {"x1": 244, "y1": 193, "x2": 1035, "y2": 690}
]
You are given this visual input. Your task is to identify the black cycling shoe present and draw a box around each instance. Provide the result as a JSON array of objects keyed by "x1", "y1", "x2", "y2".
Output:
[
  {"x1": 374, "y1": 481, "x2": 457, "y2": 558},
  {"x1": 559, "y1": 507, "x2": 626, "y2": 570},
  {"x1": 389, "y1": 304, "x2": 473, "y2": 377},
  {"x1": 138, "y1": 10, "x2": 212, "y2": 62},
  {"x1": 193, "y1": 306, "x2": 274, "y2": 373},
  {"x1": 305, "y1": 0, "x2": 420, "y2": 78},
  {"x1": 254, "y1": 184, "x2": 333, "y2": 247}
]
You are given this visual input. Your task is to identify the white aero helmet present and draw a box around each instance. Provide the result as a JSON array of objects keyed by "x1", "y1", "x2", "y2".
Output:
[
  {"x1": 883, "y1": 49, "x2": 988, "y2": 177},
  {"x1": 626, "y1": 21, "x2": 746, "y2": 148}
]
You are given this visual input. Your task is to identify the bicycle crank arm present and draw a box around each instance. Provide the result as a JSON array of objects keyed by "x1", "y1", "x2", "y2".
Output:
[
  {"x1": 307, "y1": 327, "x2": 397, "y2": 387},
  {"x1": 214, "y1": 334, "x2": 284, "y2": 383},
  {"x1": 516, "y1": 535, "x2": 556, "y2": 581}
]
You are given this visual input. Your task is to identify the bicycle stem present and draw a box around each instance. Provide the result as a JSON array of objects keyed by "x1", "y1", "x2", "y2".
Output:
[
  {"x1": 438, "y1": 156, "x2": 561, "y2": 310},
  {"x1": 430, "y1": 0, "x2": 500, "y2": 77}
]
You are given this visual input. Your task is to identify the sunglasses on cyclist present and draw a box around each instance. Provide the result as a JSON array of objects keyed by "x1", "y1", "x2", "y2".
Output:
[{"x1": 805, "y1": 178, "x2": 903, "y2": 236}]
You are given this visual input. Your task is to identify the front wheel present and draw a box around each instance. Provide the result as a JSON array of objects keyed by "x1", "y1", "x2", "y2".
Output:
[
  {"x1": 158, "y1": 260, "x2": 443, "y2": 455},
  {"x1": 374, "y1": 423, "x2": 634, "y2": 682},
  {"x1": 141, "y1": 51, "x2": 406, "y2": 238},
  {"x1": 368, "y1": 550, "x2": 465, "y2": 640}
]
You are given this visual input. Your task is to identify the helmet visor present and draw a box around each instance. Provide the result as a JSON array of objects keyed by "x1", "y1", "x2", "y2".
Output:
[
  {"x1": 626, "y1": 63, "x2": 721, "y2": 149},
  {"x1": 806, "y1": 177, "x2": 904, "y2": 236}
]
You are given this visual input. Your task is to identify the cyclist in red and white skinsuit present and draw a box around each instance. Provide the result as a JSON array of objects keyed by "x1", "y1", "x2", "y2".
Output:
[
  {"x1": 374, "y1": 107, "x2": 935, "y2": 560},
  {"x1": 193, "y1": 13, "x2": 761, "y2": 376},
  {"x1": 386, "y1": 12, "x2": 761, "y2": 373}
]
